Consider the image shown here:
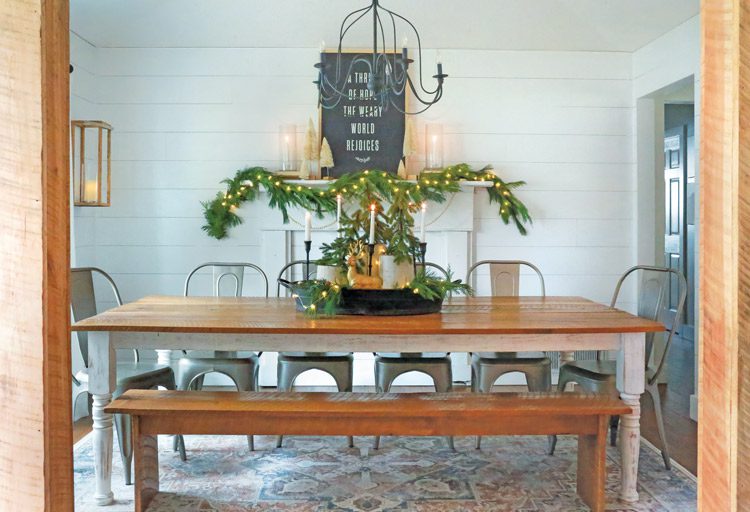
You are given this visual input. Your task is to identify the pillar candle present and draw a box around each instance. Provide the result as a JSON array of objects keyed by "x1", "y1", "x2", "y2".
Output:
[
  {"x1": 304, "y1": 211, "x2": 312, "y2": 242},
  {"x1": 84, "y1": 180, "x2": 98, "y2": 202}
]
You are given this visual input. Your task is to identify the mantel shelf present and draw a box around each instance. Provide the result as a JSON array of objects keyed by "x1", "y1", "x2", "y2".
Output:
[{"x1": 258, "y1": 179, "x2": 494, "y2": 189}]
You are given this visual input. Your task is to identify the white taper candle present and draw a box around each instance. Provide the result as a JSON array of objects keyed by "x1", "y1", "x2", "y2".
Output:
[
  {"x1": 369, "y1": 204, "x2": 376, "y2": 244},
  {"x1": 420, "y1": 202, "x2": 427, "y2": 241},
  {"x1": 304, "y1": 211, "x2": 312, "y2": 242},
  {"x1": 336, "y1": 194, "x2": 342, "y2": 231}
]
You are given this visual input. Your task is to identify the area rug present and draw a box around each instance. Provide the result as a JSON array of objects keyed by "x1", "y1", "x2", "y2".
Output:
[{"x1": 74, "y1": 434, "x2": 696, "y2": 511}]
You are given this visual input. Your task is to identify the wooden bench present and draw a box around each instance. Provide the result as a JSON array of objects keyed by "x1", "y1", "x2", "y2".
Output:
[{"x1": 105, "y1": 390, "x2": 629, "y2": 512}]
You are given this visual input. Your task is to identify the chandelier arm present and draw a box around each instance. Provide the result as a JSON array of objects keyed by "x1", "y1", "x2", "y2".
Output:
[
  {"x1": 334, "y1": 6, "x2": 373, "y2": 83},
  {"x1": 323, "y1": 54, "x2": 371, "y2": 97},
  {"x1": 388, "y1": 11, "x2": 406, "y2": 84},
  {"x1": 338, "y1": 4, "x2": 373, "y2": 44},
  {"x1": 375, "y1": 13, "x2": 392, "y2": 83},
  {"x1": 404, "y1": 73, "x2": 443, "y2": 109},
  {"x1": 390, "y1": 94, "x2": 435, "y2": 116},
  {"x1": 379, "y1": 7, "x2": 441, "y2": 96},
  {"x1": 320, "y1": 55, "x2": 375, "y2": 108}
]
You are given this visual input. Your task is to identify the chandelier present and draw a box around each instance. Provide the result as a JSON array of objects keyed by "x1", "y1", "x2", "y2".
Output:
[{"x1": 314, "y1": 0, "x2": 447, "y2": 115}]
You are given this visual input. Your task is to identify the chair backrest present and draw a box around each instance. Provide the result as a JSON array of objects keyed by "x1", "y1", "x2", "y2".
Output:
[
  {"x1": 465, "y1": 260, "x2": 546, "y2": 297},
  {"x1": 277, "y1": 260, "x2": 318, "y2": 297},
  {"x1": 184, "y1": 262, "x2": 269, "y2": 298},
  {"x1": 609, "y1": 265, "x2": 687, "y2": 384},
  {"x1": 70, "y1": 267, "x2": 124, "y2": 367}
]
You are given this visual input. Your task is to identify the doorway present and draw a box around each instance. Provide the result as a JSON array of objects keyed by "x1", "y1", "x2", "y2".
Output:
[{"x1": 664, "y1": 103, "x2": 696, "y2": 342}]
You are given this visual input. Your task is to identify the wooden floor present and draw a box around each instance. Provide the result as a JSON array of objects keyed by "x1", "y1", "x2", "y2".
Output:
[
  {"x1": 72, "y1": 341, "x2": 698, "y2": 474},
  {"x1": 639, "y1": 336, "x2": 697, "y2": 475}
]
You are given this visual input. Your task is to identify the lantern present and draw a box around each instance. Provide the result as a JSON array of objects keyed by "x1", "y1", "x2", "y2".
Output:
[{"x1": 71, "y1": 120, "x2": 112, "y2": 206}]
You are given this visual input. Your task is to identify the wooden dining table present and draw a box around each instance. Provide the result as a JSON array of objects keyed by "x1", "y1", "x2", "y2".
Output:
[{"x1": 72, "y1": 295, "x2": 664, "y2": 506}]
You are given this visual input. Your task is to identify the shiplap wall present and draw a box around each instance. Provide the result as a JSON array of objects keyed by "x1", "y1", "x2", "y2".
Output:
[
  {"x1": 70, "y1": 33, "x2": 98, "y2": 418},
  {"x1": 70, "y1": 35, "x2": 637, "y2": 385}
]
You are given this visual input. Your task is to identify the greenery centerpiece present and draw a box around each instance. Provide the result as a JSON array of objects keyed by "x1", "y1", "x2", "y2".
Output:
[{"x1": 201, "y1": 163, "x2": 531, "y2": 316}]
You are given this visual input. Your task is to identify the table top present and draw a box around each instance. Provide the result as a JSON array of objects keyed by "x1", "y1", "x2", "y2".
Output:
[{"x1": 72, "y1": 295, "x2": 663, "y2": 335}]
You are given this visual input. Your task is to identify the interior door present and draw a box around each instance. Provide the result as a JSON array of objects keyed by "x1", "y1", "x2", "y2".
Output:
[{"x1": 664, "y1": 126, "x2": 688, "y2": 331}]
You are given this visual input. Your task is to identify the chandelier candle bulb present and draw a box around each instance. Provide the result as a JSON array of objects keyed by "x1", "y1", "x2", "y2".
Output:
[
  {"x1": 369, "y1": 204, "x2": 376, "y2": 244},
  {"x1": 304, "y1": 211, "x2": 312, "y2": 242}
]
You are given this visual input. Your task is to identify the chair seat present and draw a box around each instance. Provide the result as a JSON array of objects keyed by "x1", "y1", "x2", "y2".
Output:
[
  {"x1": 75, "y1": 362, "x2": 174, "y2": 387},
  {"x1": 562, "y1": 359, "x2": 658, "y2": 383},
  {"x1": 473, "y1": 352, "x2": 548, "y2": 364},
  {"x1": 561, "y1": 360, "x2": 617, "y2": 380},
  {"x1": 179, "y1": 354, "x2": 259, "y2": 366},
  {"x1": 375, "y1": 352, "x2": 448, "y2": 362},
  {"x1": 279, "y1": 352, "x2": 352, "y2": 359}
]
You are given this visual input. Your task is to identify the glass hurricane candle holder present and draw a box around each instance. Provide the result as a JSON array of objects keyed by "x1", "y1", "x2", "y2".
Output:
[
  {"x1": 279, "y1": 124, "x2": 298, "y2": 172},
  {"x1": 425, "y1": 123, "x2": 444, "y2": 170}
]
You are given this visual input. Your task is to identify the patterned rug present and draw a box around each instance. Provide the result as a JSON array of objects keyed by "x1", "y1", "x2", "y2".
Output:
[{"x1": 74, "y1": 434, "x2": 696, "y2": 511}]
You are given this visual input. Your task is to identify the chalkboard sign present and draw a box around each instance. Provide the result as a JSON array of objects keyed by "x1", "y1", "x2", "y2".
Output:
[{"x1": 319, "y1": 51, "x2": 406, "y2": 177}]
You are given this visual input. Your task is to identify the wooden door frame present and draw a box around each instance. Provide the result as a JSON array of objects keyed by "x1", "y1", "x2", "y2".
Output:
[
  {"x1": 698, "y1": 0, "x2": 750, "y2": 510},
  {"x1": 0, "y1": 0, "x2": 743, "y2": 510},
  {"x1": 1, "y1": 0, "x2": 72, "y2": 510}
]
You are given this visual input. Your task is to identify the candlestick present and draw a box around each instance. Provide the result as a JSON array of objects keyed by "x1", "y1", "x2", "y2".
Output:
[
  {"x1": 367, "y1": 243, "x2": 375, "y2": 277},
  {"x1": 336, "y1": 194, "x2": 342, "y2": 232},
  {"x1": 304, "y1": 211, "x2": 312, "y2": 242},
  {"x1": 304, "y1": 240, "x2": 312, "y2": 280},
  {"x1": 420, "y1": 202, "x2": 426, "y2": 241},
  {"x1": 419, "y1": 242, "x2": 427, "y2": 267},
  {"x1": 369, "y1": 204, "x2": 376, "y2": 244}
]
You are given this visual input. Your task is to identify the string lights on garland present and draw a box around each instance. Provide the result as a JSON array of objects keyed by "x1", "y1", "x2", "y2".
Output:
[{"x1": 201, "y1": 163, "x2": 532, "y2": 240}]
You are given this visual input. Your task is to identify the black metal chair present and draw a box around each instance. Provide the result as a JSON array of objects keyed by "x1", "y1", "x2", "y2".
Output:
[
  {"x1": 549, "y1": 265, "x2": 687, "y2": 469},
  {"x1": 276, "y1": 260, "x2": 354, "y2": 448},
  {"x1": 176, "y1": 262, "x2": 268, "y2": 455},
  {"x1": 71, "y1": 267, "x2": 185, "y2": 484},
  {"x1": 373, "y1": 262, "x2": 454, "y2": 450},
  {"x1": 466, "y1": 260, "x2": 552, "y2": 450}
]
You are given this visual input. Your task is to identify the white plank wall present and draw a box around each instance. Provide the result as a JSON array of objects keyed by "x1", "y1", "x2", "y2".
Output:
[{"x1": 70, "y1": 38, "x2": 638, "y2": 385}]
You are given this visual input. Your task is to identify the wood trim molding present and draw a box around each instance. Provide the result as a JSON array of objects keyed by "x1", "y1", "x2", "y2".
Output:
[
  {"x1": 0, "y1": 0, "x2": 72, "y2": 510},
  {"x1": 41, "y1": 0, "x2": 73, "y2": 509},
  {"x1": 698, "y1": 0, "x2": 749, "y2": 510}
]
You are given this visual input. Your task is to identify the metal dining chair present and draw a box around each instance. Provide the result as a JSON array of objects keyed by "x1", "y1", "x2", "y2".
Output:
[
  {"x1": 71, "y1": 267, "x2": 185, "y2": 485},
  {"x1": 373, "y1": 262, "x2": 454, "y2": 450},
  {"x1": 276, "y1": 260, "x2": 354, "y2": 448},
  {"x1": 466, "y1": 260, "x2": 552, "y2": 450},
  {"x1": 549, "y1": 265, "x2": 687, "y2": 469},
  {"x1": 176, "y1": 262, "x2": 268, "y2": 454}
]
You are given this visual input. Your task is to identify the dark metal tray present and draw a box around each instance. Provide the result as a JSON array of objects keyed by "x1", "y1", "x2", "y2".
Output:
[{"x1": 279, "y1": 279, "x2": 442, "y2": 316}]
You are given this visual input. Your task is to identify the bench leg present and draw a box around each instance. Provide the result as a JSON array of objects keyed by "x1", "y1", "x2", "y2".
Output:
[
  {"x1": 133, "y1": 418, "x2": 159, "y2": 512},
  {"x1": 576, "y1": 416, "x2": 607, "y2": 512}
]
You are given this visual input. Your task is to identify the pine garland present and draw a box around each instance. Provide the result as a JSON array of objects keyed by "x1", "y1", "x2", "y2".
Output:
[{"x1": 201, "y1": 163, "x2": 531, "y2": 240}]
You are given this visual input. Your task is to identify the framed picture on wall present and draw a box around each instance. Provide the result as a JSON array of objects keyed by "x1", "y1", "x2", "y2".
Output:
[{"x1": 318, "y1": 50, "x2": 407, "y2": 177}]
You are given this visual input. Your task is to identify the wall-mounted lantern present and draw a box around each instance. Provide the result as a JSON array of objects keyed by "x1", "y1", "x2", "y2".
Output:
[{"x1": 71, "y1": 120, "x2": 112, "y2": 207}]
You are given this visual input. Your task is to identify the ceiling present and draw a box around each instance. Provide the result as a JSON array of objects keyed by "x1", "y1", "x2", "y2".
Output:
[{"x1": 70, "y1": 0, "x2": 699, "y2": 52}]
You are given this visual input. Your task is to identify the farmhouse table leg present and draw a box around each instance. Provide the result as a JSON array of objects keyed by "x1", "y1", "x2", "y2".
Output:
[
  {"x1": 88, "y1": 331, "x2": 116, "y2": 506},
  {"x1": 616, "y1": 332, "x2": 646, "y2": 503}
]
